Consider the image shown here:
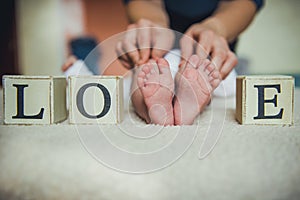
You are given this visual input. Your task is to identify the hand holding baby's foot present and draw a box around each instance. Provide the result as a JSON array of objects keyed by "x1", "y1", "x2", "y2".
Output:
[
  {"x1": 174, "y1": 55, "x2": 221, "y2": 125},
  {"x1": 137, "y1": 59, "x2": 174, "y2": 125}
]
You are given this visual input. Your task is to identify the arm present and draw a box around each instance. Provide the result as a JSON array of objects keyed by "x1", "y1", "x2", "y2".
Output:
[{"x1": 202, "y1": 0, "x2": 257, "y2": 42}]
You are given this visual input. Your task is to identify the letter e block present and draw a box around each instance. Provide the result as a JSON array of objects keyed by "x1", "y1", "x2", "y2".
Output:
[
  {"x1": 236, "y1": 75, "x2": 294, "y2": 125},
  {"x1": 69, "y1": 76, "x2": 123, "y2": 124},
  {"x1": 3, "y1": 76, "x2": 67, "y2": 124}
]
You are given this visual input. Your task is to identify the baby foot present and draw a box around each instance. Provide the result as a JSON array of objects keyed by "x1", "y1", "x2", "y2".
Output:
[
  {"x1": 137, "y1": 59, "x2": 175, "y2": 125},
  {"x1": 174, "y1": 55, "x2": 221, "y2": 125}
]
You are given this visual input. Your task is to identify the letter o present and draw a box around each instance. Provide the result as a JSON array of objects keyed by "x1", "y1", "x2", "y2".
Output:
[{"x1": 76, "y1": 83, "x2": 111, "y2": 119}]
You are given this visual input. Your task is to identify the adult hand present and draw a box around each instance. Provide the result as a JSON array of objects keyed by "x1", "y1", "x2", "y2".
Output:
[
  {"x1": 116, "y1": 18, "x2": 175, "y2": 69},
  {"x1": 180, "y1": 23, "x2": 238, "y2": 79}
]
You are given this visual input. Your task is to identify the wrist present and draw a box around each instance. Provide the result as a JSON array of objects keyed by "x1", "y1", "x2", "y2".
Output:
[{"x1": 201, "y1": 17, "x2": 228, "y2": 41}]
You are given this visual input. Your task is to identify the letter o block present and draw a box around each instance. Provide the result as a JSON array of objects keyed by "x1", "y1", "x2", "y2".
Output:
[
  {"x1": 3, "y1": 76, "x2": 67, "y2": 124},
  {"x1": 236, "y1": 75, "x2": 294, "y2": 125},
  {"x1": 69, "y1": 76, "x2": 123, "y2": 124}
]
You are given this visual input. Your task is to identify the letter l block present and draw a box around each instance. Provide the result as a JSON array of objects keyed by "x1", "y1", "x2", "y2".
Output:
[
  {"x1": 236, "y1": 75, "x2": 294, "y2": 125},
  {"x1": 3, "y1": 76, "x2": 67, "y2": 124}
]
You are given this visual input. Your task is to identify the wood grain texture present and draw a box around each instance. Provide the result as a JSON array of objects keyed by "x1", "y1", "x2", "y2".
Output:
[{"x1": 236, "y1": 75, "x2": 294, "y2": 125}]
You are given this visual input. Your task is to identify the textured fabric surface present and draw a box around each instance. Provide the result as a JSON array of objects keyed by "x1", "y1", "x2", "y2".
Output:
[{"x1": 0, "y1": 89, "x2": 299, "y2": 200}]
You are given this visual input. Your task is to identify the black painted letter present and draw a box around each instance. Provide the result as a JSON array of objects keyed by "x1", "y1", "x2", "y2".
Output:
[
  {"x1": 76, "y1": 83, "x2": 111, "y2": 119},
  {"x1": 253, "y1": 84, "x2": 283, "y2": 120},
  {"x1": 12, "y1": 84, "x2": 44, "y2": 119}
]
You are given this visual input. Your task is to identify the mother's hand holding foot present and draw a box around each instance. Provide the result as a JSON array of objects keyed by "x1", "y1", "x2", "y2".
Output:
[
  {"x1": 116, "y1": 18, "x2": 175, "y2": 69},
  {"x1": 117, "y1": 0, "x2": 262, "y2": 125}
]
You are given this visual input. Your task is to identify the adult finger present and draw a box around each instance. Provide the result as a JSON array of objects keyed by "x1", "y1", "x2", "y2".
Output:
[
  {"x1": 151, "y1": 28, "x2": 174, "y2": 59},
  {"x1": 196, "y1": 30, "x2": 214, "y2": 59},
  {"x1": 137, "y1": 20, "x2": 152, "y2": 65},
  {"x1": 122, "y1": 25, "x2": 140, "y2": 64},
  {"x1": 180, "y1": 33, "x2": 194, "y2": 67},
  {"x1": 219, "y1": 51, "x2": 238, "y2": 79},
  {"x1": 116, "y1": 41, "x2": 133, "y2": 69},
  {"x1": 119, "y1": 58, "x2": 132, "y2": 69},
  {"x1": 211, "y1": 37, "x2": 229, "y2": 69}
]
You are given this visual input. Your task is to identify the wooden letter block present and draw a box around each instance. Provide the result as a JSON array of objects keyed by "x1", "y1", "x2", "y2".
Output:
[
  {"x1": 69, "y1": 76, "x2": 123, "y2": 124},
  {"x1": 236, "y1": 75, "x2": 294, "y2": 125},
  {"x1": 3, "y1": 76, "x2": 67, "y2": 124}
]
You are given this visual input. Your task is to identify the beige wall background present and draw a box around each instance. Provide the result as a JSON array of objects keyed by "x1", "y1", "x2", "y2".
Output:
[
  {"x1": 17, "y1": 0, "x2": 66, "y2": 75},
  {"x1": 238, "y1": 0, "x2": 300, "y2": 74},
  {"x1": 16, "y1": 0, "x2": 300, "y2": 76}
]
